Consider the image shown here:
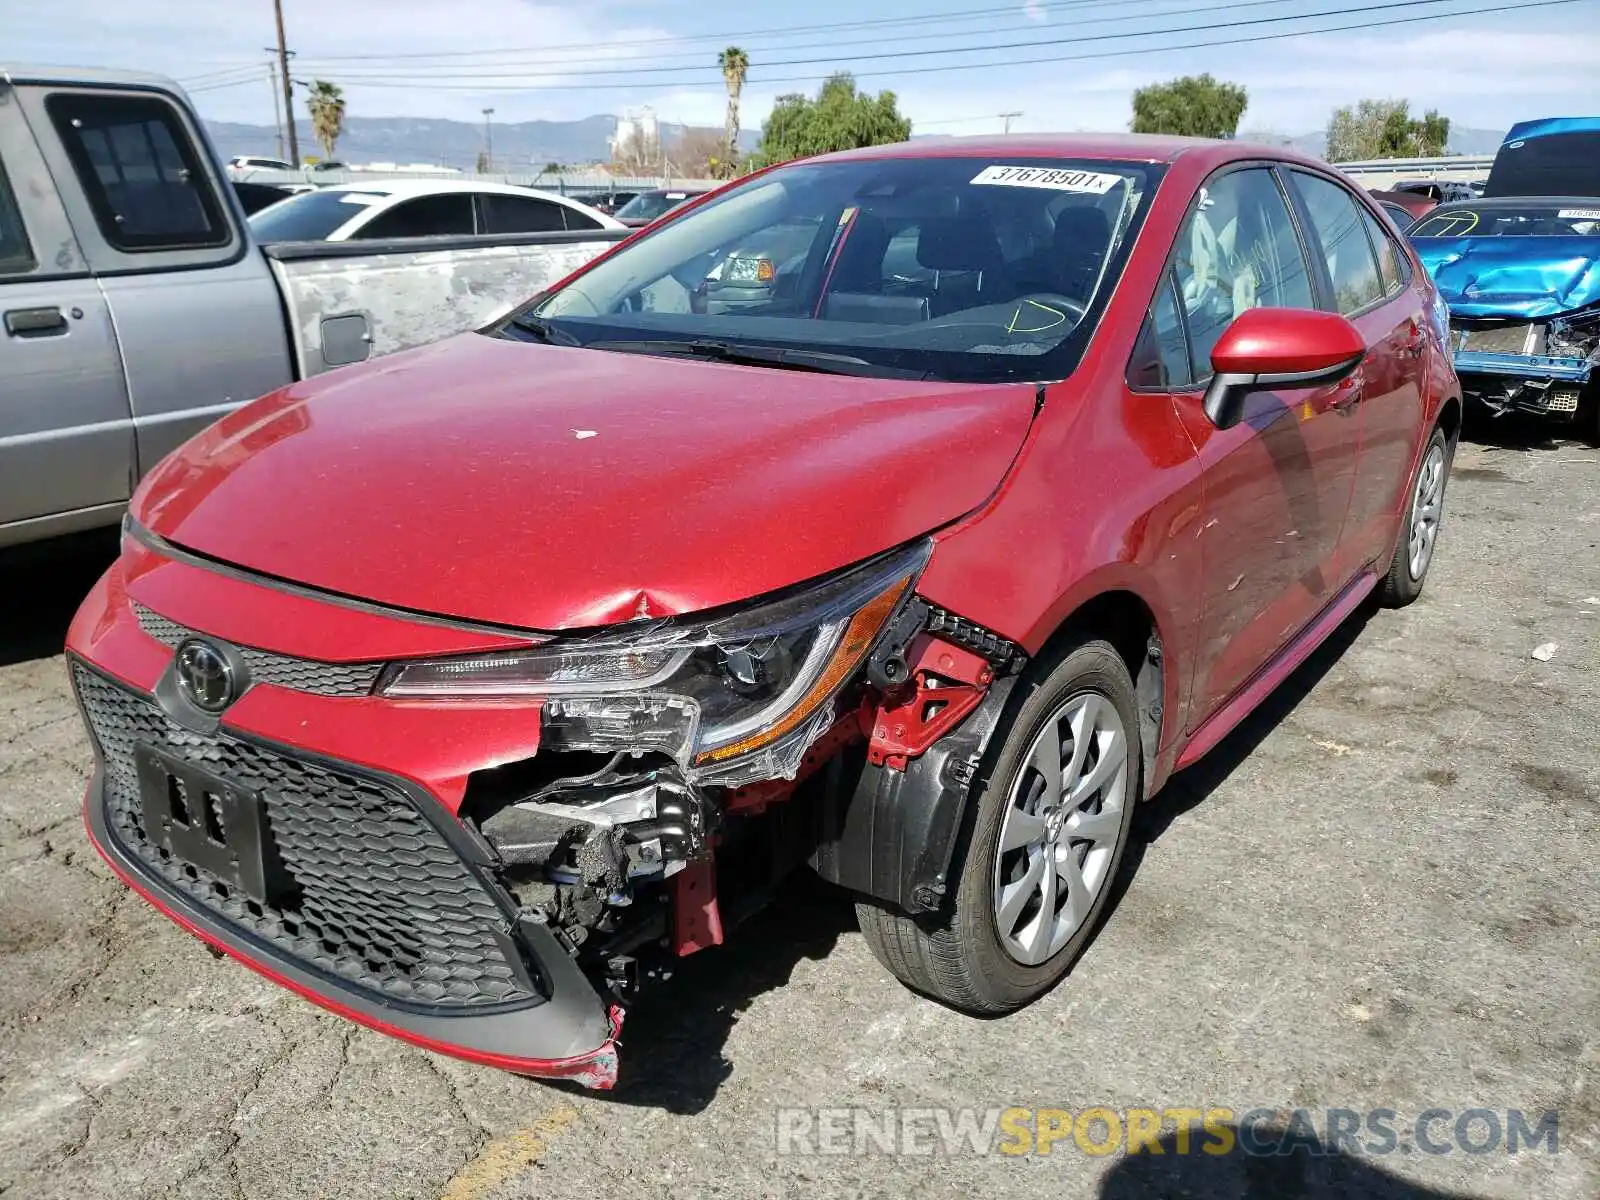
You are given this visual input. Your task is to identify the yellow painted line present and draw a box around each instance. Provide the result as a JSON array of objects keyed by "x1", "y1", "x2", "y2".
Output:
[{"x1": 440, "y1": 1106, "x2": 580, "y2": 1200}]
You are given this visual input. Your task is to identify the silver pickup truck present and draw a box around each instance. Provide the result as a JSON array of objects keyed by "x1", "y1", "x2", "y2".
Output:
[{"x1": 0, "y1": 66, "x2": 628, "y2": 548}]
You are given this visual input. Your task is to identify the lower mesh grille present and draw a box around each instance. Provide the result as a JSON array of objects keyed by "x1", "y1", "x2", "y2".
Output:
[{"x1": 75, "y1": 663, "x2": 532, "y2": 1009}]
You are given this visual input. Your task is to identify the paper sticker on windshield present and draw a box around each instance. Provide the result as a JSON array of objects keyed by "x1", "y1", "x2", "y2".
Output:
[
  {"x1": 1558, "y1": 208, "x2": 1600, "y2": 219},
  {"x1": 970, "y1": 165, "x2": 1121, "y2": 193}
]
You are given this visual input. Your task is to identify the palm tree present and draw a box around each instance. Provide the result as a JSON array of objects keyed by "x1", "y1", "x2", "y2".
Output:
[
  {"x1": 306, "y1": 80, "x2": 346, "y2": 162},
  {"x1": 718, "y1": 47, "x2": 749, "y2": 176}
]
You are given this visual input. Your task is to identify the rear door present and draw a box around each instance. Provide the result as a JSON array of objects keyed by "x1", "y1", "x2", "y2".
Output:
[
  {"x1": 0, "y1": 87, "x2": 133, "y2": 542},
  {"x1": 1284, "y1": 169, "x2": 1425, "y2": 575}
]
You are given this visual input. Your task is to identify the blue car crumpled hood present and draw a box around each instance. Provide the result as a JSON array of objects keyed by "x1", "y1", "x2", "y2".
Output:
[{"x1": 1412, "y1": 237, "x2": 1600, "y2": 319}]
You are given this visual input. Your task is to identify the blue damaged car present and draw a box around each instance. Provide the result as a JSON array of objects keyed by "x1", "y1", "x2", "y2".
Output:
[{"x1": 1409, "y1": 118, "x2": 1600, "y2": 443}]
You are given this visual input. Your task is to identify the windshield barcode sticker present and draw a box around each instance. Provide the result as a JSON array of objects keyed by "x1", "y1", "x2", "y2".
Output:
[
  {"x1": 970, "y1": 165, "x2": 1121, "y2": 193},
  {"x1": 1557, "y1": 208, "x2": 1600, "y2": 219}
]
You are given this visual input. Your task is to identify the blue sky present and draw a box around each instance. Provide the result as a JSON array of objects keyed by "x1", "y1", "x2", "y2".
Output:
[{"x1": 8, "y1": 0, "x2": 1598, "y2": 138}]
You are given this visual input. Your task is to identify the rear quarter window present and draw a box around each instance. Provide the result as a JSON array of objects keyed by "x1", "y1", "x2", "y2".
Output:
[{"x1": 47, "y1": 92, "x2": 228, "y2": 252}]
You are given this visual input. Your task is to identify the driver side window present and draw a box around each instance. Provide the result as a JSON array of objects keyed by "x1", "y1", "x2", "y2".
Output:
[{"x1": 1171, "y1": 168, "x2": 1314, "y2": 381}]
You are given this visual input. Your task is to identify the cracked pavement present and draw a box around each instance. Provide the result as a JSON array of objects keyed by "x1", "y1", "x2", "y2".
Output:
[{"x1": 1, "y1": 427, "x2": 1596, "y2": 1200}]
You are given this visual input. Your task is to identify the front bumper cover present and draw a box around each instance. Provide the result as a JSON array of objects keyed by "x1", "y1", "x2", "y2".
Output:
[{"x1": 81, "y1": 765, "x2": 622, "y2": 1089}]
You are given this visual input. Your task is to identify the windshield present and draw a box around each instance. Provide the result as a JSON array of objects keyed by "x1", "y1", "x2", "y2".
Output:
[
  {"x1": 518, "y1": 156, "x2": 1159, "y2": 383},
  {"x1": 615, "y1": 191, "x2": 699, "y2": 221},
  {"x1": 1410, "y1": 204, "x2": 1600, "y2": 239},
  {"x1": 248, "y1": 189, "x2": 387, "y2": 241}
]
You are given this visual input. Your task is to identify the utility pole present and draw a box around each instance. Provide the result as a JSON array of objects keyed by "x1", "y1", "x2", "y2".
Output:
[
  {"x1": 1000, "y1": 111, "x2": 1022, "y2": 135},
  {"x1": 273, "y1": 0, "x2": 299, "y2": 164},
  {"x1": 265, "y1": 57, "x2": 285, "y2": 160},
  {"x1": 482, "y1": 107, "x2": 495, "y2": 174}
]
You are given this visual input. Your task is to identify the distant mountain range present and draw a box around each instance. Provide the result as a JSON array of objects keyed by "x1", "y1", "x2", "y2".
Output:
[
  {"x1": 204, "y1": 114, "x2": 1509, "y2": 171},
  {"x1": 205, "y1": 115, "x2": 757, "y2": 170}
]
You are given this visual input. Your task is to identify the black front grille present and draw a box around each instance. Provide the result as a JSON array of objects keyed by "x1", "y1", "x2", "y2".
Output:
[
  {"x1": 75, "y1": 664, "x2": 531, "y2": 1009},
  {"x1": 132, "y1": 603, "x2": 382, "y2": 698}
]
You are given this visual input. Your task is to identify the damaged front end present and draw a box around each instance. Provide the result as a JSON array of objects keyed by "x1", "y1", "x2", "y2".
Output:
[
  {"x1": 382, "y1": 541, "x2": 1021, "y2": 1084},
  {"x1": 1412, "y1": 216, "x2": 1600, "y2": 426},
  {"x1": 1447, "y1": 303, "x2": 1600, "y2": 421}
]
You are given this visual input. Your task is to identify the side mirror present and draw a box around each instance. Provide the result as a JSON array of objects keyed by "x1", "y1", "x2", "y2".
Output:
[{"x1": 1202, "y1": 308, "x2": 1366, "y2": 430}]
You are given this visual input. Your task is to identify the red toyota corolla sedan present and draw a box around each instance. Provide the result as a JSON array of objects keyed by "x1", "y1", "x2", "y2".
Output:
[{"x1": 70, "y1": 135, "x2": 1459, "y2": 1088}]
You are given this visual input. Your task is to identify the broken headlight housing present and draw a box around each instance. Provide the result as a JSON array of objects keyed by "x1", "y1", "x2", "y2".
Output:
[{"x1": 379, "y1": 542, "x2": 929, "y2": 776}]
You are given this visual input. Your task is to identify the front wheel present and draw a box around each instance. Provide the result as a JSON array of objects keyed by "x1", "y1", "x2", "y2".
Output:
[
  {"x1": 858, "y1": 638, "x2": 1141, "y2": 1014},
  {"x1": 1378, "y1": 424, "x2": 1452, "y2": 608}
]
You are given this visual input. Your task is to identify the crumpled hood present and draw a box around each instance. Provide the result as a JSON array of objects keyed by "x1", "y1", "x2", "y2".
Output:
[
  {"x1": 1412, "y1": 236, "x2": 1600, "y2": 319},
  {"x1": 132, "y1": 334, "x2": 1037, "y2": 631}
]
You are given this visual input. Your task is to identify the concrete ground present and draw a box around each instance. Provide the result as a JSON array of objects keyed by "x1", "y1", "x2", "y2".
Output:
[{"x1": 0, "y1": 424, "x2": 1595, "y2": 1200}]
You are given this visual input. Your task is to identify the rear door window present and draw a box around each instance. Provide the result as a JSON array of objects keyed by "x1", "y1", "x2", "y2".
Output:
[
  {"x1": 0, "y1": 157, "x2": 36, "y2": 274},
  {"x1": 47, "y1": 92, "x2": 228, "y2": 252},
  {"x1": 1287, "y1": 171, "x2": 1384, "y2": 315},
  {"x1": 477, "y1": 193, "x2": 567, "y2": 234},
  {"x1": 355, "y1": 193, "x2": 475, "y2": 239},
  {"x1": 1359, "y1": 208, "x2": 1407, "y2": 297}
]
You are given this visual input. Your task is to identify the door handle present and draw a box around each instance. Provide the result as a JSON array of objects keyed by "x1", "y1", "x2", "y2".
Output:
[{"x1": 4, "y1": 306, "x2": 69, "y2": 337}]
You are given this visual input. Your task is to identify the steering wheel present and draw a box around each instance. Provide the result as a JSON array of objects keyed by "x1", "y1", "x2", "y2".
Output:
[
  {"x1": 1182, "y1": 213, "x2": 1219, "y2": 308},
  {"x1": 1006, "y1": 292, "x2": 1088, "y2": 333}
]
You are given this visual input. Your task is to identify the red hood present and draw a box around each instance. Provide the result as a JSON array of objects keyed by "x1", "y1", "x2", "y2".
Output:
[{"x1": 133, "y1": 334, "x2": 1036, "y2": 630}]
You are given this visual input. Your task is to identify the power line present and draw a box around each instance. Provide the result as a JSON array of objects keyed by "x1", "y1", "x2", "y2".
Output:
[
  {"x1": 215, "y1": 0, "x2": 1167, "y2": 65},
  {"x1": 298, "y1": 0, "x2": 1318, "y2": 80},
  {"x1": 261, "y1": 0, "x2": 1576, "y2": 92}
]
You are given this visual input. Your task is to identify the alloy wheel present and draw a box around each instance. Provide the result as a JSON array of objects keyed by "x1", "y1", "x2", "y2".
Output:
[
  {"x1": 992, "y1": 692, "x2": 1129, "y2": 966},
  {"x1": 1408, "y1": 442, "x2": 1446, "y2": 580}
]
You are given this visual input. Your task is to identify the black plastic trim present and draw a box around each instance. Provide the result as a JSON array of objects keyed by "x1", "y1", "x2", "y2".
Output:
[{"x1": 812, "y1": 676, "x2": 1018, "y2": 914}]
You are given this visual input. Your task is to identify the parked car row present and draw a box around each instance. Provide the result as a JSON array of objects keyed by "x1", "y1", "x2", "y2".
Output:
[{"x1": 0, "y1": 66, "x2": 627, "y2": 549}]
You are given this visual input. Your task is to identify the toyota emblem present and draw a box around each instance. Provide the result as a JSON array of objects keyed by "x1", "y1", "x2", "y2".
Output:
[{"x1": 175, "y1": 639, "x2": 236, "y2": 713}]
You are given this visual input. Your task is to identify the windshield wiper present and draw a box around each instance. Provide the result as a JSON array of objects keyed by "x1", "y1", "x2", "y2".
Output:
[
  {"x1": 505, "y1": 314, "x2": 580, "y2": 346},
  {"x1": 584, "y1": 338, "x2": 928, "y2": 379}
]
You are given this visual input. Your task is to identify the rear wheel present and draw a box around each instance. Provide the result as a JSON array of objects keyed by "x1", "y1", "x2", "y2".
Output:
[
  {"x1": 857, "y1": 638, "x2": 1140, "y2": 1014},
  {"x1": 1379, "y1": 424, "x2": 1451, "y2": 608}
]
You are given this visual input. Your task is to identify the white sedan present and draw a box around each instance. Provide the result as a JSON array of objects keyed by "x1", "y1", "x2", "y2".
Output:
[{"x1": 247, "y1": 179, "x2": 623, "y2": 242}]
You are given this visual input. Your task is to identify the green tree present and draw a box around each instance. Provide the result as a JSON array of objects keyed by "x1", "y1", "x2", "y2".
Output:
[
  {"x1": 754, "y1": 73, "x2": 911, "y2": 167},
  {"x1": 305, "y1": 80, "x2": 346, "y2": 160},
  {"x1": 718, "y1": 46, "x2": 749, "y2": 178},
  {"x1": 1129, "y1": 74, "x2": 1248, "y2": 140},
  {"x1": 1326, "y1": 99, "x2": 1451, "y2": 161}
]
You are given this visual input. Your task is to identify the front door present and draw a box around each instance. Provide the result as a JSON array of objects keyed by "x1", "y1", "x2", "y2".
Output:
[
  {"x1": 0, "y1": 93, "x2": 132, "y2": 539},
  {"x1": 1161, "y1": 165, "x2": 1364, "y2": 727}
]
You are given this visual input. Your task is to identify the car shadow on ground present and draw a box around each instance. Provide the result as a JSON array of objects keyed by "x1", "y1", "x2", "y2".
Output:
[
  {"x1": 1462, "y1": 406, "x2": 1593, "y2": 451},
  {"x1": 0, "y1": 527, "x2": 120, "y2": 667},
  {"x1": 1097, "y1": 1126, "x2": 1488, "y2": 1199}
]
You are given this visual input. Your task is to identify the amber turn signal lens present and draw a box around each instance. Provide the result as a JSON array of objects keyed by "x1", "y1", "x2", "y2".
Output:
[{"x1": 693, "y1": 577, "x2": 909, "y2": 764}]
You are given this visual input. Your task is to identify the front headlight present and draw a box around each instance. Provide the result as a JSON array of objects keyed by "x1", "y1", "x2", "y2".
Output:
[{"x1": 379, "y1": 542, "x2": 929, "y2": 773}]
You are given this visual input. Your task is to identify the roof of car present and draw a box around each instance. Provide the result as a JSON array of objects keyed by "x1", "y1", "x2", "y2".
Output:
[
  {"x1": 1422, "y1": 195, "x2": 1600, "y2": 214},
  {"x1": 2, "y1": 63, "x2": 179, "y2": 89},
  {"x1": 812, "y1": 132, "x2": 1325, "y2": 168},
  {"x1": 317, "y1": 179, "x2": 593, "y2": 204}
]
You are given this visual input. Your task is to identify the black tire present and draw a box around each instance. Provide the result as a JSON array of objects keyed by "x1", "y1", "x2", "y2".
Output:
[
  {"x1": 857, "y1": 637, "x2": 1141, "y2": 1014},
  {"x1": 1378, "y1": 424, "x2": 1452, "y2": 608},
  {"x1": 1583, "y1": 390, "x2": 1600, "y2": 450}
]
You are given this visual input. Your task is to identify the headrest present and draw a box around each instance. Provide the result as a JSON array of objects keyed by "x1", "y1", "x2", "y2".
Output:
[
  {"x1": 1052, "y1": 206, "x2": 1111, "y2": 254},
  {"x1": 916, "y1": 216, "x2": 1001, "y2": 272}
]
